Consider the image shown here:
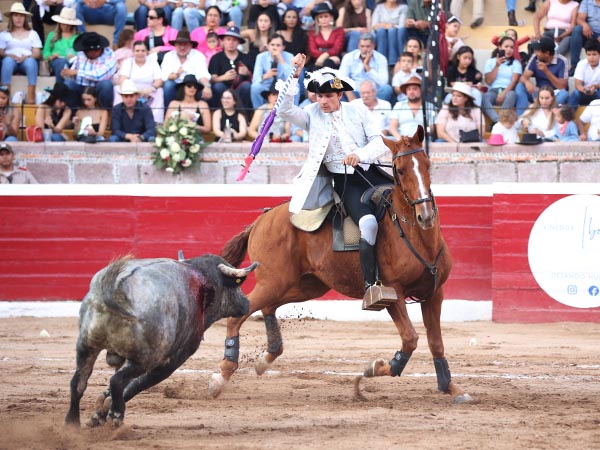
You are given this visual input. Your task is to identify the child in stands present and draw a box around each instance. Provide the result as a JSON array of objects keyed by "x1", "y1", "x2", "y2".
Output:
[
  {"x1": 553, "y1": 105, "x2": 579, "y2": 142},
  {"x1": 490, "y1": 108, "x2": 520, "y2": 144},
  {"x1": 391, "y1": 52, "x2": 417, "y2": 101},
  {"x1": 491, "y1": 28, "x2": 531, "y2": 66}
]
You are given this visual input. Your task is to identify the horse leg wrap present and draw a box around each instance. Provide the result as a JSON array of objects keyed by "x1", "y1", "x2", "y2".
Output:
[
  {"x1": 434, "y1": 357, "x2": 451, "y2": 393},
  {"x1": 223, "y1": 336, "x2": 240, "y2": 362},
  {"x1": 264, "y1": 314, "x2": 283, "y2": 355},
  {"x1": 389, "y1": 351, "x2": 411, "y2": 377}
]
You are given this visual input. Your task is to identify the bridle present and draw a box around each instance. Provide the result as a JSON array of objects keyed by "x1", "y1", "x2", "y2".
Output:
[{"x1": 391, "y1": 147, "x2": 437, "y2": 214}]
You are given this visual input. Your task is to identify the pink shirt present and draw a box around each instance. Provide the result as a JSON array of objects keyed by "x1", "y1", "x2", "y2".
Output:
[
  {"x1": 190, "y1": 26, "x2": 226, "y2": 58},
  {"x1": 133, "y1": 26, "x2": 178, "y2": 52},
  {"x1": 544, "y1": 0, "x2": 579, "y2": 31}
]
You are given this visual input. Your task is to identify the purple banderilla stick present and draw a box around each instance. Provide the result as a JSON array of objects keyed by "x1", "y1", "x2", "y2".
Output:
[{"x1": 237, "y1": 65, "x2": 298, "y2": 181}]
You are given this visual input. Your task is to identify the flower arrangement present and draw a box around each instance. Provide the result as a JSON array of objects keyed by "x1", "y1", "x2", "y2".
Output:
[{"x1": 152, "y1": 116, "x2": 205, "y2": 174}]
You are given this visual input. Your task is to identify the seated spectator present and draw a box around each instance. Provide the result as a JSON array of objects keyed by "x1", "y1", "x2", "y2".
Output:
[
  {"x1": 307, "y1": 2, "x2": 345, "y2": 70},
  {"x1": 113, "y1": 29, "x2": 135, "y2": 73},
  {"x1": 161, "y1": 31, "x2": 212, "y2": 110},
  {"x1": 0, "y1": 3, "x2": 42, "y2": 105},
  {"x1": 0, "y1": 143, "x2": 38, "y2": 184},
  {"x1": 29, "y1": 0, "x2": 64, "y2": 44},
  {"x1": 490, "y1": 108, "x2": 521, "y2": 144},
  {"x1": 115, "y1": 40, "x2": 164, "y2": 123},
  {"x1": 205, "y1": 31, "x2": 220, "y2": 64},
  {"x1": 35, "y1": 82, "x2": 72, "y2": 142},
  {"x1": 278, "y1": 7, "x2": 308, "y2": 56},
  {"x1": 0, "y1": 86, "x2": 21, "y2": 142},
  {"x1": 248, "y1": 0, "x2": 280, "y2": 29},
  {"x1": 42, "y1": 7, "x2": 80, "y2": 84},
  {"x1": 165, "y1": 74, "x2": 212, "y2": 137},
  {"x1": 189, "y1": 6, "x2": 226, "y2": 58},
  {"x1": 435, "y1": 82, "x2": 482, "y2": 143},
  {"x1": 445, "y1": 15, "x2": 465, "y2": 61},
  {"x1": 251, "y1": 34, "x2": 294, "y2": 109},
  {"x1": 388, "y1": 76, "x2": 436, "y2": 140},
  {"x1": 533, "y1": 0, "x2": 578, "y2": 66},
  {"x1": 337, "y1": 0, "x2": 372, "y2": 52},
  {"x1": 248, "y1": 83, "x2": 291, "y2": 141},
  {"x1": 350, "y1": 79, "x2": 391, "y2": 135},
  {"x1": 569, "y1": 0, "x2": 600, "y2": 71},
  {"x1": 75, "y1": 0, "x2": 126, "y2": 46},
  {"x1": 392, "y1": 36, "x2": 423, "y2": 75},
  {"x1": 109, "y1": 80, "x2": 156, "y2": 142},
  {"x1": 518, "y1": 85, "x2": 558, "y2": 140},
  {"x1": 61, "y1": 32, "x2": 117, "y2": 109},
  {"x1": 515, "y1": 36, "x2": 569, "y2": 115},
  {"x1": 206, "y1": 0, "x2": 248, "y2": 28},
  {"x1": 212, "y1": 89, "x2": 248, "y2": 142},
  {"x1": 134, "y1": 0, "x2": 173, "y2": 31},
  {"x1": 568, "y1": 39, "x2": 600, "y2": 107},
  {"x1": 72, "y1": 87, "x2": 108, "y2": 142},
  {"x1": 577, "y1": 98, "x2": 600, "y2": 140},
  {"x1": 444, "y1": 46, "x2": 483, "y2": 107},
  {"x1": 242, "y1": 12, "x2": 275, "y2": 62},
  {"x1": 339, "y1": 32, "x2": 392, "y2": 102},
  {"x1": 491, "y1": 28, "x2": 531, "y2": 67},
  {"x1": 372, "y1": 0, "x2": 407, "y2": 67},
  {"x1": 134, "y1": 7, "x2": 177, "y2": 66},
  {"x1": 404, "y1": 0, "x2": 432, "y2": 48},
  {"x1": 171, "y1": 0, "x2": 204, "y2": 35},
  {"x1": 391, "y1": 51, "x2": 416, "y2": 101},
  {"x1": 481, "y1": 36, "x2": 522, "y2": 125},
  {"x1": 553, "y1": 105, "x2": 579, "y2": 141},
  {"x1": 208, "y1": 26, "x2": 253, "y2": 111}
]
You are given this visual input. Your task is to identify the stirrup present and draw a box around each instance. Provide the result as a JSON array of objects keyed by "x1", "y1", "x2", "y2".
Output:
[{"x1": 361, "y1": 282, "x2": 397, "y2": 311}]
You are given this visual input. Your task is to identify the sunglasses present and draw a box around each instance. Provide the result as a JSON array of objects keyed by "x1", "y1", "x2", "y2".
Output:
[
  {"x1": 147, "y1": 15, "x2": 159, "y2": 19},
  {"x1": 185, "y1": 83, "x2": 198, "y2": 89}
]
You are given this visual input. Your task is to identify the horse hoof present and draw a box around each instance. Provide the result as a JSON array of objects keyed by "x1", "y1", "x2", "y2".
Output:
[
  {"x1": 208, "y1": 373, "x2": 226, "y2": 399},
  {"x1": 255, "y1": 352, "x2": 270, "y2": 376},
  {"x1": 363, "y1": 358, "x2": 386, "y2": 377},
  {"x1": 452, "y1": 393, "x2": 474, "y2": 404}
]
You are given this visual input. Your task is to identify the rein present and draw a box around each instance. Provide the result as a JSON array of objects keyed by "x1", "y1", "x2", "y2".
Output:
[{"x1": 350, "y1": 147, "x2": 444, "y2": 302}]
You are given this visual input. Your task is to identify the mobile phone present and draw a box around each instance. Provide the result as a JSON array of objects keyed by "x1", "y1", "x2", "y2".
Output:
[{"x1": 498, "y1": 49, "x2": 506, "y2": 57}]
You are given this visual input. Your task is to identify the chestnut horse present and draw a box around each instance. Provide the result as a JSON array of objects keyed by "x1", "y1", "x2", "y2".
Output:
[{"x1": 211, "y1": 126, "x2": 472, "y2": 403}]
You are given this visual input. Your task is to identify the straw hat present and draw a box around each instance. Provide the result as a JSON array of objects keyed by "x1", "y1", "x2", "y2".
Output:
[
  {"x1": 444, "y1": 81, "x2": 476, "y2": 100},
  {"x1": 399, "y1": 76, "x2": 422, "y2": 95},
  {"x1": 8, "y1": 3, "x2": 31, "y2": 16},
  {"x1": 51, "y1": 7, "x2": 82, "y2": 26},
  {"x1": 118, "y1": 79, "x2": 139, "y2": 95}
]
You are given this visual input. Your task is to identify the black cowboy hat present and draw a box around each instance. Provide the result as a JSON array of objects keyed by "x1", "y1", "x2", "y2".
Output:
[
  {"x1": 517, "y1": 133, "x2": 544, "y2": 145},
  {"x1": 73, "y1": 32, "x2": 110, "y2": 52},
  {"x1": 43, "y1": 82, "x2": 70, "y2": 104},
  {"x1": 310, "y1": 1, "x2": 339, "y2": 21},
  {"x1": 305, "y1": 68, "x2": 355, "y2": 93},
  {"x1": 177, "y1": 74, "x2": 204, "y2": 91},
  {"x1": 260, "y1": 80, "x2": 278, "y2": 100},
  {"x1": 169, "y1": 30, "x2": 198, "y2": 48},
  {"x1": 218, "y1": 26, "x2": 245, "y2": 44}
]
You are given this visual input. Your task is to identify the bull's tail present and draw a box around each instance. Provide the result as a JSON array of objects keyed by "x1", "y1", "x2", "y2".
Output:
[
  {"x1": 221, "y1": 224, "x2": 253, "y2": 267},
  {"x1": 98, "y1": 255, "x2": 135, "y2": 319}
]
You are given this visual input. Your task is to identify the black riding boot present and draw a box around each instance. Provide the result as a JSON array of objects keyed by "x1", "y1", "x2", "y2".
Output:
[
  {"x1": 359, "y1": 238, "x2": 378, "y2": 290},
  {"x1": 524, "y1": 0, "x2": 535, "y2": 12}
]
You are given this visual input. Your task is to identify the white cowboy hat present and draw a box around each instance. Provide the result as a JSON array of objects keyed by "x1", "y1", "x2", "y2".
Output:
[
  {"x1": 118, "y1": 79, "x2": 139, "y2": 95},
  {"x1": 7, "y1": 2, "x2": 31, "y2": 16},
  {"x1": 51, "y1": 7, "x2": 82, "y2": 26},
  {"x1": 444, "y1": 81, "x2": 476, "y2": 101}
]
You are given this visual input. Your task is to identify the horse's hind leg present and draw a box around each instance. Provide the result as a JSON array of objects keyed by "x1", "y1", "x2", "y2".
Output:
[
  {"x1": 421, "y1": 290, "x2": 473, "y2": 403},
  {"x1": 255, "y1": 308, "x2": 283, "y2": 375}
]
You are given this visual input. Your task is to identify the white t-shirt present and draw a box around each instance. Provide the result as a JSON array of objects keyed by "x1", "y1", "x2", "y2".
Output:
[
  {"x1": 119, "y1": 57, "x2": 162, "y2": 89},
  {"x1": 0, "y1": 30, "x2": 42, "y2": 57},
  {"x1": 578, "y1": 98, "x2": 600, "y2": 140}
]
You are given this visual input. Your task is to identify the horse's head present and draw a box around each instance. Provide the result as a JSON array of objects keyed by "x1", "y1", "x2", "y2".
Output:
[{"x1": 383, "y1": 126, "x2": 437, "y2": 230}]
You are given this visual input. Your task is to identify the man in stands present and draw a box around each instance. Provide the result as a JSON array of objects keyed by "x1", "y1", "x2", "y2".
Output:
[
  {"x1": 61, "y1": 32, "x2": 117, "y2": 109},
  {"x1": 388, "y1": 76, "x2": 436, "y2": 140},
  {"x1": 161, "y1": 31, "x2": 212, "y2": 110},
  {"x1": 405, "y1": 0, "x2": 432, "y2": 48},
  {"x1": 0, "y1": 143, "x2": 38, "y2": 184},
  {"x1": 208, "y1": 26, "x2": 253, "y2": 111},
  {"x1": 570, "y1": 0, "x2": 600, "y2": 74},
  {"x1": 350, "y1": 80, "x2": 392, "y2": 135},
  {"x1": 75, "y1": 0, "x2": 127, "y2": 46},
  {"x1": 109, "y1": 80, "x2": 156, "y2": 143},
  {"x1": 339, "y1": 33, "x2": 393, "y2": 103}
]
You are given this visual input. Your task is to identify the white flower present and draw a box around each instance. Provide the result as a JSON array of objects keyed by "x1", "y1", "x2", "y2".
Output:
[
  {"x1": 182, "y1": 158, "x2": 192, "y2": 167},
  {"x1": 155, "y1": 136, "x2": 163, "y2": 147},
  {"x1": 159, "y1": 149, "x2": 170, "y2": 159},
  {"x1": 166, "y1": 167, "x2": 174, "y2": 173},
  {"x1": 166, "y1": 136, "x2": 175, "y2": 145},
  {"x1": 170, "y1": 142, "x2": 181, "y2": 153},
  {"x1": 168, "y1": 123, "x2": 177, "y2": 132},
  {"x1": 189, "y1": 144, "x2": 200, "y2": 154},
  {"x1": 172, "y1": 151, "x2": 182, "y2": 162},
  {"x1": 180, "y1": 127, "x2": 188, "y2": 136}
]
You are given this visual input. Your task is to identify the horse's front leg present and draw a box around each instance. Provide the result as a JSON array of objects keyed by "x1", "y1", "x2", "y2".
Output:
[
  {"x1": 421, "y1": 289, "x2": 473, "y2": 404},
  {"x1": 255, "y1": 307, "x2": 283, "y2": 375}
]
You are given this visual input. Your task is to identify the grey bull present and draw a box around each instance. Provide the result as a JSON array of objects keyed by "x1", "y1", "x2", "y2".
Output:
[{"x1": 65, "y1": 253, "x2": 257, "y2": 427}]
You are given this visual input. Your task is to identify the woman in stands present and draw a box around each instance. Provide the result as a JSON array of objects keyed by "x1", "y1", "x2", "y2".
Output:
[
  {"x1": 242, "y1": 12, "x2": 275, "y2": 62},
  {"x1": 0, "y1": 3, "x2": 42, "y2": 104},
  {"x1": 337, "y1": 0, "x2": 372, "y2": 52},
  {"x1": 72, "y1": 87, "x2": 108, "y2": 142},
  {"x1": 116, "y1": 41, "x2": 165, "y2": 123},
  {"x1": 372, "y1": 0, "x2": 407, "y2": 67},
  {"x1": 435, "y1": 82, "x2": 482, "y2": 143},
  {"x1": 42, "y1": 7, "x2": 80, "y2": 84},
  {"x1": 0, "y1": 86, "x2": 20, "y2": 142},
  {"x1": 519, "y1": 85, "x2": 558, "y2": 140},
  {"x1": 307, "y1": 2, "x2": 345, "y2": 70},
  {"x1": 212, "y1": 88, "x2": 248, "y2": 142},
  {"x1": 165, "y1": 74, "x2": 212, "y2": 138},
  {"x1": 190, "y1": 6, "x2": 226, "y2": 58},
  {"x1": 35, "y1": 82, "x2": 71, "y2": 142},
  {"x1": 133, "y1": 7, "x2": 178, "y2": 66},
  {"x1": 277, "y1": 7, "x2": 308, "y2": 56}
]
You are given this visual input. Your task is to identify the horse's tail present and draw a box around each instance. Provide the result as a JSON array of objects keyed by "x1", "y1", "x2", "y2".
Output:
[{"x1": 221, "y1": 224, "x2": 254, "y2": 268}]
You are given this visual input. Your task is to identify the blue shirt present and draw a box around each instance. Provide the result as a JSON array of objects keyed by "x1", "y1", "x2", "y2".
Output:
[
  {"x1": 251, "y1": 51, "x2": 294, "y2": 90},
  {"x1": 524, "y1": 54, "x2": 568, "y2": 89},
  {"x1": 580, "y1": 0, "x2": 600, "y2": 34},
  {"x1": 111, "y1": 101, "x2": 156, "y2": 141},
  {"x1": 484, "y1": 58, "x2": 522, "y2": 90},
  {"x1": 339, "y1": 49, "x2": 389, "y2": 88}
]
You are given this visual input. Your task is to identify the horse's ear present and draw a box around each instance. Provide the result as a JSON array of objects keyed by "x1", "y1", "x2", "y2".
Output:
[
  {"x1": 413, "y1": 126, "x2": 425, "y2": 145},
  {"x1": 381, "y1": 136, "x2": 395, "y2": 151}
]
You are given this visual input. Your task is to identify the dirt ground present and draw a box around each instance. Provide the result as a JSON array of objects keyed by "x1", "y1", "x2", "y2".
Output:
[{"x1": 0, "y1": 315, "x2": 598, "y2": 450}]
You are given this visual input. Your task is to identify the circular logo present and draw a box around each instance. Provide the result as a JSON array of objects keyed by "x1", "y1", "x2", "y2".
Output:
[{"x1": 528, "y1": 194, "x2": 600, "y2": 309}]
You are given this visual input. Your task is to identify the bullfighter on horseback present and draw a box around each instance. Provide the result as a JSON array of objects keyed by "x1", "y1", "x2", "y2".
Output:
[{"x1": 278, "y1": 53, "x2": 391, "y2": 303}]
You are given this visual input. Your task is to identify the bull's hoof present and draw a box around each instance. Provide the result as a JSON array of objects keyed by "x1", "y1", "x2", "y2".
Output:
[
  {"x1": 87, "y1": 412, "x2": 106, "y2": 428},
  {"x1": 107, "y1": 411, "x2": 124, "y2": 428},
  {"x1": 255, "y1": 351, "x2": 271, "y2": 376},
  {"x1": 452, "y1": 393, "x2": 474, "y2": 404},
  {"x1": 208, "y1": 373, "x2": 227, "y2": 399}
]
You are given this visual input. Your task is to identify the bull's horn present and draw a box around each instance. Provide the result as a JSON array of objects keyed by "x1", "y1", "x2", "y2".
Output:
[{"x1": 218, "y1": 261, "x2": 259, "y2": 278}]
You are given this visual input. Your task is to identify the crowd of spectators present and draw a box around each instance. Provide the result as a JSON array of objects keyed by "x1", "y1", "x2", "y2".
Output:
[{"x1": 1, "y1": 0, "x2": 600, "y2": 146}]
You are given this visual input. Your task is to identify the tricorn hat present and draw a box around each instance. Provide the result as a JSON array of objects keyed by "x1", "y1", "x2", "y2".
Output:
[
  {"x1": 218, "y1": 26, "x2": 245, "y2": 44},
  {"x1": 310, "y1": 1, "x2": 339, "y2": 21},
  {"x1": 51, "y1": 7, "x2": 82, "y2": 26},
  {"x1": 73, "y1": 32, "x2": 110, "y2": 52},
  {"x1": 169, "y1": 30, "x2": 198, "y2": 47},
  {"x1": 400, "y1": 76, "x2": 422, "y2": 94},
  {"x1": 305, "y1": 67, "x2": 355, "y2": 93}
]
